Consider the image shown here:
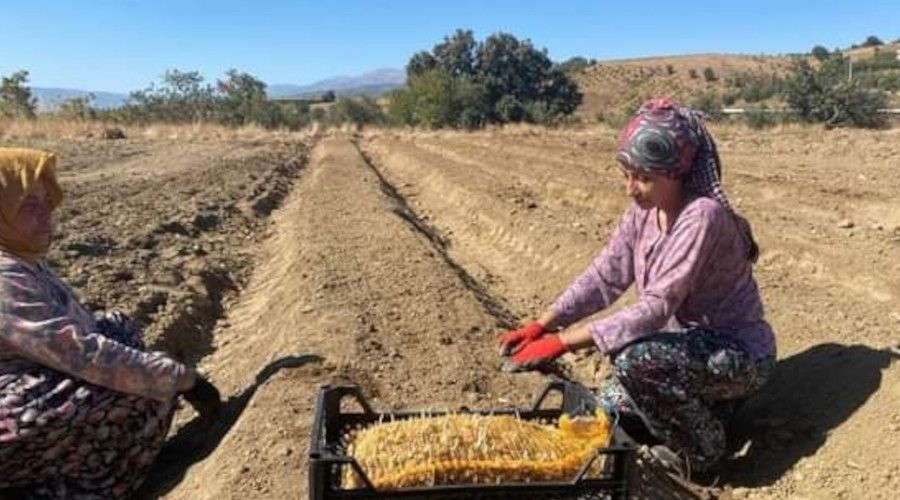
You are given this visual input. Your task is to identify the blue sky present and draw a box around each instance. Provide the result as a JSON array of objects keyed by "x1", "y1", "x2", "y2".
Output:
[{"x1": 1, "y1": 0, "x2": 898, "y2": 93}]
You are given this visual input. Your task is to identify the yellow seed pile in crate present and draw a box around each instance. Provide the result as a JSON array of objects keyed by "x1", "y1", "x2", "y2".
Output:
[{"x1": 341, "y1": 411, "x2": 612, "y2": 489}]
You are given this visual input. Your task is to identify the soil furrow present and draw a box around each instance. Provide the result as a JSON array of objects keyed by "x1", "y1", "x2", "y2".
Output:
[{"x1": 162, "y1": 136, "x2": 544, "y2": 499}]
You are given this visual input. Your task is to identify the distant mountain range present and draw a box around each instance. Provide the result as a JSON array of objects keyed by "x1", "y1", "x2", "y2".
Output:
[
  {"x1": 31, "y1": 88, "x2": 129, "y2": 111},
  {"x1": 268, "y1": 68, "x2": 405, "y2": 99},
  {"x1": 31, "y1": 68, "x2": 406, "y2": 110}
]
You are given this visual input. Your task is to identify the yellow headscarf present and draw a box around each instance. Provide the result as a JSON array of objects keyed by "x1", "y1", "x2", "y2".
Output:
[{"x1": 0, "y1": 148, "x2": 64, "y2": 261}]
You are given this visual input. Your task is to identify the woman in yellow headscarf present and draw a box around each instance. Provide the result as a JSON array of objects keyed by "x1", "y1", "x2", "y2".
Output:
[{"x1": 0, "y1": 148, "x2": 220, "y2": 498}]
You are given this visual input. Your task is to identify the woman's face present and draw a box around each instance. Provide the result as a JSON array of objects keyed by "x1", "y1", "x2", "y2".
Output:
[
  {"x1": 13, "y1": 180, "x2": 53, "y2": 247},
  {"x1": 620, "y1": 165, "x2": 684, "y2": 210}
]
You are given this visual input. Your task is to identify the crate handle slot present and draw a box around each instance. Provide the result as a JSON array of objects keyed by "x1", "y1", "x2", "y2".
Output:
[
  {"x1": 311, "y1": 385, "x2": 376, "y2": 456},
  {"x1": 529, "y1": 380, "x2": 569, "y2": 411}
]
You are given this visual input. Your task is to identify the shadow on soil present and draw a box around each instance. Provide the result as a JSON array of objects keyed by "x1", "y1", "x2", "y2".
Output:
[
  {"x1": 714, "y1": 342, "x2": 898, "y2": 488},
  {"x1": 137, "y1": 353, "x2": 324, "y2": 499}
]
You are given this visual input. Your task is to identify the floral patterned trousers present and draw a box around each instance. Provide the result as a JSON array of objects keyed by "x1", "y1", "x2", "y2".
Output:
[
  {"x1": 0, "y1": 312, "x2": 175, "y2": 499},
  {"x1": 597, "y1": 330, "x2": 775, "y2": 470}
]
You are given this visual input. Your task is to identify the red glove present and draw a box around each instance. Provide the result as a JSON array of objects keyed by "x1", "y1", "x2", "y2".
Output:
[
  {"x1": 506, "y1": 334, "x2": 567, "y2": 371},
  {"x1": 497, "y1": 321, "x2": 545, "y2": 356}
]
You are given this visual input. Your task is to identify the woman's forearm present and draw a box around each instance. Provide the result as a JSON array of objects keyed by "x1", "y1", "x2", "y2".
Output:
[
  {"x1": 537, "y1": 310, "x2": 595, "y2": 351},
  {"x1": 558, "y1": 323, "x2": 596, "y2": 351},
  {"x1": 537, "y1": 310, "x2": 560, "y2": 331}
]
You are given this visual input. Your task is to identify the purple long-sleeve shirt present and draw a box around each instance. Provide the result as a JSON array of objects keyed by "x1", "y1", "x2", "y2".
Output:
[
  {"x1": 0, "y1": 251, "x2": 191, "y2": 401},
  {"x1": 552, "y1": 197, "x2": 775, "y2": 360}
]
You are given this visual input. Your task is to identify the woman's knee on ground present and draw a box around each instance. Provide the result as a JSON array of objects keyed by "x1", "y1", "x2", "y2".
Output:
[{"x1": 612, "y1": 338, "x2": 686, "y2": 385}]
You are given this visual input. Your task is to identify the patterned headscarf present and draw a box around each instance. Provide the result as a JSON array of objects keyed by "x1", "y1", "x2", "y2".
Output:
[
  {"x1": 0, "y1": 148, "x2": 63, "y2": 261},
  {"x1": 616, "y1": 98, "x2": 758, "y2": 262}
]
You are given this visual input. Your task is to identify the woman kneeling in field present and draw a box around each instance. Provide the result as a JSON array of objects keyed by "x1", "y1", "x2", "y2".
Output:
[
  {"x1": 499, "y1": 98, "x2": 777, "y2": 472},
  {"x1": 0, "y1": 148, "x2": 220, "y2": 498}
]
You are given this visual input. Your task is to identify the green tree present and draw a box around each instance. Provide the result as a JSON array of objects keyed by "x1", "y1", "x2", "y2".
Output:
[
  {"x1": 389, "y1": 69, "x2": 484, "y2": 128},
  {"x1": 536, "y1": 67, "x2": 582, "y2": 121},
  {"x1": 319, "y1": 90, "x2": 336, "y2": 102},
  {"x1": 475, "y1": 32, "x2": 581, "y2": 123},
  {"x1": 862, "y1": 35, "x2": 884, "y2": 47},
  {"x1": 495, "y1": 94, "x2": 525, "y2": 122},
  {"x1": 161, "y1": 70, "x2": 216, "y2": 121},
  {"x1": 722, "y1": 91, "x2": 738, "y2": 106},
  {"x1": 783, "y1": 60, "x2": 824, "y2": 119},
  {"x1": 816, "y1": 53, "x2": 850, "y2": 84},
  {"x1": 0, "y1": 70, "x2": 37, "y2": 118},
  {"x1": 217, "y1": 69, "x2": 277, "y2": 126},
  {"x1": 703, "y1": 67, "x2": 718, "y2": 82},
  {"x1": 328, "y1": 97, "x2": 386, "y2": 126},
  {"x1": 453, "y1": 76, "x2": 490, "y2": 128},
  {"x1": 271, "y1": 100, "x2": 311, "y2": 130},
  {"x1": 397, "y1": 30, "x2": 581, "y2": 127},
  {"x1": 818, "y1": 81, "x2": 887, "y2": 128},
  {"x1": 128, "y1": 69, "x2": 217, "y2": 122},
  {"x1": 782, "y1": 59, "x2": 888, "y2": 128},
  {"x1": 476, "y1": 33, "x2": 544, "y2": 104},
  {"x1": 406, "y1": 51, "x2": 437, "y2": 79},
  {"x1": 432, "y1": 29, "x2": 477, "y2": 77},
  {"x1": 811, "y1": 45, "x2": 830, "y2": 62},
  {"x1": 407, "y1": 29, "x2": 477, "y2": 80}
]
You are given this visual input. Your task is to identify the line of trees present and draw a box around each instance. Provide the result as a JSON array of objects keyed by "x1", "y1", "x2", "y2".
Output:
[
  {"x1": 4, "y1": 30, "x2": 896, "y2": 131},
  {"x1": 0, "y1": 68, "x2": 322, "y2": 129},
  {"x1": 112, "y1": 69, "x2": 314, "y2": 129},
  {"x1": 3, "y1": 30, "x2": 584, "y2": 130}
]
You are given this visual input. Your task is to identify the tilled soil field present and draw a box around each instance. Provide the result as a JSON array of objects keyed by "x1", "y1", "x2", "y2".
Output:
[
  {"x1": 361, "y1": 125, "x2": 900, "y2": 500},
  {"x1": 1, "y1": 132, "x2": 309, "y2": 364},
  {"x1": 3, "y1": 124, "x2": 899, "y2": 499}
]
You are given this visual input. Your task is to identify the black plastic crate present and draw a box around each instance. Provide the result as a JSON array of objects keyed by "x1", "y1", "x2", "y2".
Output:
[{"x1": 309, "y1": 381, "x2": 634, "y2": 499}]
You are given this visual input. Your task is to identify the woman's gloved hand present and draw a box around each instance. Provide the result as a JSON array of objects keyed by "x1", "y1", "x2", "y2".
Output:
[
  {"x1": 181, "y1": 374, "x2": 222, "y2": 421},
  {"x1": 504, "y1": 334, "x2": 567, "y2": 372},
  {"x1": 497, "y1": 321, "x2": 546, "y2": 356}
]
